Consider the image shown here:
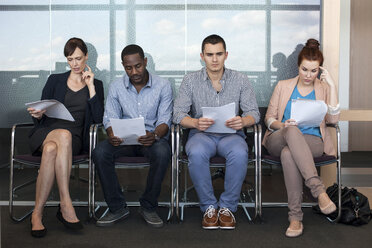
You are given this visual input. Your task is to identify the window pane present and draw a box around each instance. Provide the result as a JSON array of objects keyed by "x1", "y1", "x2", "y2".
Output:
[
  {"x1": 187, "y1": 0, "x2": 265, "y2": 4},
  {"x1": 271, "y1": 10, "x2": 320, "y2": 77},
  {"x1": 0, "y1": 11, "x2": 50, "y2": 127},
  {"x1": 0, "y1": 0, "x2": 321, "y2": 126},
  {"x1": 51, "y1": 11, "x2": 111, "y2": 94},
  {"x1": 0, "y1": 0, "x2": 49, "y2": 4},
  {"x1": 52, "y1": 0, "x2": 108, "y2": 4},
  {"x1": 133, "y1": 0, "x2": 185, "y2": 4},
  {"x1": 1, "y1": 0, "x2": 109, "y2": 4},
  {"x1": 136, "y1": 10, "x2": 185, "y2": 73},
  {"x1": 186, "y1": 10, "x2": 266, "y2": 72},
  {"x1": 271, "y1": 0, "x2": 320, "y2": 5},
  {"x1": 115, "y1": 11, "x2": 128, "y2": 72},
  {"x1": 121, "y1": 0, "x2": 265, "y2": 4}
]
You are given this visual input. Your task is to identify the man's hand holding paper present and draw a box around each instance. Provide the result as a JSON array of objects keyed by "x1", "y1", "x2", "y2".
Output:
[
  {"x1": 201, "y1": 102, "x2": 236, "y2": 133},
  {"x1": 110, "y1": 117, "x2": 147, "y2": 145},
  {"x1": 138, "y1": 131, "x2": 156, "y2": 147},
  {"x1": 194, "y1": 117, "x2": 214, "y2": 131},
  {"x1": 290, "y1": 99, "x2": 327, "y2": 127}
]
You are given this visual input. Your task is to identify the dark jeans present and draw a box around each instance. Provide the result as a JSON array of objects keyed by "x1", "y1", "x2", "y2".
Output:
[{"x1": 92, "y1": 138, "x2": 171, "y2": 212}]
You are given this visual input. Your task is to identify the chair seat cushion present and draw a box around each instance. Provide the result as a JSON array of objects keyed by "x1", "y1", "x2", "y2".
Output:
[
  {"x1": 262, "y1": 154, "x2": 337, "y2": 166},
  {"x1": 114, "y1": 156, "x2": 150, "y2": 164},
  {"x1": 14, "y1": 153, "x2": 89, "y2": 165}
]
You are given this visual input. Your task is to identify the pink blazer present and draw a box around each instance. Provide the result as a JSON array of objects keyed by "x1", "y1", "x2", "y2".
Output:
[{"x1": 262, "y1": 76, "x2": 339, "y2": 156}]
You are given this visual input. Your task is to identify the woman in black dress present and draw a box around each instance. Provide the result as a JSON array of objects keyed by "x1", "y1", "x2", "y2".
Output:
[{"x1": 27, "y1": 37, "x2": 104, "y2": 237}]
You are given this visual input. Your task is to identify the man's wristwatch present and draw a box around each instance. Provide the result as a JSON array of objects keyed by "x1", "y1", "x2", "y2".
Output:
[{"x1": 154, "y1": 133, "x2": 160, "y2": 141}]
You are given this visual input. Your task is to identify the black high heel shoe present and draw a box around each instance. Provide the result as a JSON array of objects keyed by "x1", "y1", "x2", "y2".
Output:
[
  {"x1": 30, "y1": 217, "x2": 47, "y2": 238},
  {"x1": 56, "y1": 205, "x2": 83, "y2": 230}
]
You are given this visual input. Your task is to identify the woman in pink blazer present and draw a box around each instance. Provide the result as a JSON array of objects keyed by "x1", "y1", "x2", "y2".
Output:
[{"x1": 263, "y1": 39, "x2": 340, "y2": 237}]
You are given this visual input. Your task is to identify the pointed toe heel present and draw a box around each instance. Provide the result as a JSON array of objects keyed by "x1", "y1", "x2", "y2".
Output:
[
  {"x1": 56, "y1": 205, "x2": 83, "y2": 230},
  {"x1": 30, "y1": 218, "x2": 47, "y2": 238}
]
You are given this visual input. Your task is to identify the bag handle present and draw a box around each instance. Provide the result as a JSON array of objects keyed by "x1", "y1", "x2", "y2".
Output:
[{"x1": 349, "y1": 189, "x2": 361, "y2": 218}]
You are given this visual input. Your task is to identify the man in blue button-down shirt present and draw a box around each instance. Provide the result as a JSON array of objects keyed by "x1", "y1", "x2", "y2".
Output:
[
  {"x1": 92, "y1": 44, "x2": 173, "y2": 228},
  {"x1": 173, "y1": 34, "x2": 259, "y2": 230}
]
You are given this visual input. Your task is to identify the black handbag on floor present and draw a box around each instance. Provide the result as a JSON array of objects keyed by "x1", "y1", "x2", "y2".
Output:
[{"x1": 313, "y1": 183, "x2": 372, "y2": 226}]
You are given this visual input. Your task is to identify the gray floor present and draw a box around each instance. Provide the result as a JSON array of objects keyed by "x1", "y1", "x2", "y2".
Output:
[
  {"x1": 1, "y1": 152, "x2": 372, "y2": 248},
  {"x1": 2, "y1": 205, "x2": 372, "y2": 248}
]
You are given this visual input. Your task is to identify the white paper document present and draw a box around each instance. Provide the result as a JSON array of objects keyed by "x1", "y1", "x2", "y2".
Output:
[
  {"x1": 202, "y1": 102, "x2": 236, "y2": 133},
  {"x1": 110, "y1": 117, "x2": 146, "y2": 145},
  {"x1": 290, "y1": 99, "x2": 327, "y2": 127},
  {"x1": 25, "y1": 99, "x2": 74, "y2": 122}
]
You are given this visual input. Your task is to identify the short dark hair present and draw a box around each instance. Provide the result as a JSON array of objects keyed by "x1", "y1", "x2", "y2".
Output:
[
  {"x1": 64, "y1": 37, "x2": 88, "y2": 57},
  {"x1": 121, "y1": 44, "x2": 145, "y2": 62},
  {"x1": 201, "y1": 34, "x2": 226, "y2": 53},
  {"x1": 297, "y1": 38, "x2": 324, "y2": 66}
]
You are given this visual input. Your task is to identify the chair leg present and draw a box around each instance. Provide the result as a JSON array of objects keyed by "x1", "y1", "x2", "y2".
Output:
[
  {"x1": 326, "y1": 160, "x2": 342, "y2": 223},
  {"x1": 9, "y1": 160, "x2": 36, "y2": 222},
  {"x1": 240, "y1": 204, "x2": 252, "y2": 222}
]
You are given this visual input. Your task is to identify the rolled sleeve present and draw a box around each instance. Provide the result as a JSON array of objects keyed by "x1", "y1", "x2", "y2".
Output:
[{"x1": 327, "y1": 103, "x2": 340, "y2": 115}]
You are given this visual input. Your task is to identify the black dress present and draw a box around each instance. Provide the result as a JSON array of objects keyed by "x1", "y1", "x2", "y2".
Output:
[{"x1": 30, "y1": 86, "x2": 89, "y2": 155}]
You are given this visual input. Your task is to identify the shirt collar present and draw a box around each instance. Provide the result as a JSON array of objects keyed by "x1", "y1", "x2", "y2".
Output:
[
  {"x1": 123, "y1": 71, "x2": 152, "y2": 89},
  {"x1": 202, "y1": 66, "x2": 229, "y2": 82}
]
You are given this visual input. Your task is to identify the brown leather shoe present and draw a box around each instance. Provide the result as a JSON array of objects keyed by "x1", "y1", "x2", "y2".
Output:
[
  {"x1": 202, "y1": 206, "x2": 219, "y2": 230},
  {"x1": 218, "y1": 208, "x2": 236, "y2": 230}
]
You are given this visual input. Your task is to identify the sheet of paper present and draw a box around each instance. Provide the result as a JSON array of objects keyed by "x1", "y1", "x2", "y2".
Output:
[
  {"x1": 290, "y1": 99, "x2": 327, "y2": 127},
  {"x1": 202, "y1": 102, "x2": 236, "y2": 133},
  {"x1": 110, "y1": 117, "x2": 146, "y2": 145},
  {"x1": 25, "y1": 99, "x2": 74, "y2": 122}
]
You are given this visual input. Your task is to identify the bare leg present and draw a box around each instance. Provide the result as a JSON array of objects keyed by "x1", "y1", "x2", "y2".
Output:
[
  {"x1": 31, "y1": 141, "x2": 58, "y2": 231},
  {"x1": 46, "y1": 129, "x2": 79, "y2": 223},
  {"x1": 32, "y1": 129, "x2": 79, "y2": 231}
]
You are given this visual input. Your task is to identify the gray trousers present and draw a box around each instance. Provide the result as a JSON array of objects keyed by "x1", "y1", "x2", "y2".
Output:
[{"x1": 265, "y1": 126, "x2": 325, "y2": 221}]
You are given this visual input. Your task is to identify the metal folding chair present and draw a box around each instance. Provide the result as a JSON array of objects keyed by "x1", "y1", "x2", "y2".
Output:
[
  {"x1": 256, "y1": 107, "x2": 342, "y2": 222},
  {"x1": 173, "y1": 124, "x2": 260, "y2": 222},
  {"x1": 89, "y1": 123, "x2": 176, "y2": 221},
  {"x1": 9, "y1": 123, "x2": 90, "y2": 222}
]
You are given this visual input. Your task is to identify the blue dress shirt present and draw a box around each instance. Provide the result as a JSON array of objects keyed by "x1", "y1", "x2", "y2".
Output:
[{"x1": 103, "y1": 72, "x2": 173, "y2": 133}]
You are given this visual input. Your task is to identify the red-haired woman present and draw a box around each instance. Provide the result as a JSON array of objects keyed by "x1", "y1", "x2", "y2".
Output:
[{"x1": 262, "y1": 39, "x2": 339, "y2": 237}]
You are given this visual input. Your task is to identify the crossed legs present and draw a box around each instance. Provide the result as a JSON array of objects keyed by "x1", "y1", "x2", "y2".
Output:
[
  {"x1": 266, "y1": 126, "x2": 325, "y2": 222},
  {"x1": 31, "y1": 129, "x2": 79, "y2": 231}
]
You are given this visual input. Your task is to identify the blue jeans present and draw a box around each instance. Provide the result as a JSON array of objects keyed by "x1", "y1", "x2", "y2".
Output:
[
  {"x1": 92, "y1": 138, "x2": 171, "y2": 212},
  {"x1": 185, "y1": 132, "x2": 248, "y2": 212}
]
